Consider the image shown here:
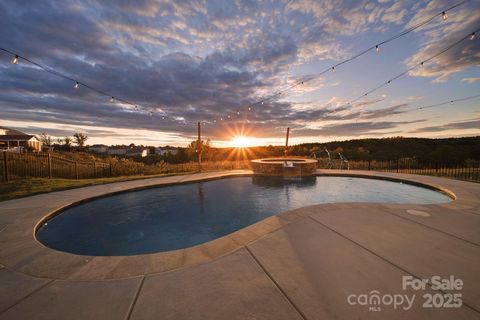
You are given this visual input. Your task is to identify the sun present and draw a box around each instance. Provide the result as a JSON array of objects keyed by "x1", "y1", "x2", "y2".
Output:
[{"x1": 231, "y1": 136, "x2": 251, "y2": 148}]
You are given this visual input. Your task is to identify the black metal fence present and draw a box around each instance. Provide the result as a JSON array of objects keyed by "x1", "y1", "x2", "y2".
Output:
[
  {"x1": 335, "y1": 159, "x2": 480, "y2": 183},
  {"x1": 0, "y1": 152, "x2": 111, "y2": 181}
]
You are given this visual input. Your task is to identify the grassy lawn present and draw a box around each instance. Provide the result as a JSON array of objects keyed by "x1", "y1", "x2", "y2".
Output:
[{"x1": 0, "y1": 172, "x2": 198, "y2": 202}]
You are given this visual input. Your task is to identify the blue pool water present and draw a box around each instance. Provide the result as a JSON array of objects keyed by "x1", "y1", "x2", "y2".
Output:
[{"x1": 36, "y1": 176, "x2": 451, "y2": 256}]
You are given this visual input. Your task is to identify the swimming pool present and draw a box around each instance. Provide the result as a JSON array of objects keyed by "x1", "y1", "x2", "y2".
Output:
[{"x1": 36, "y1": 176, "x2": 451, "y2": 256}]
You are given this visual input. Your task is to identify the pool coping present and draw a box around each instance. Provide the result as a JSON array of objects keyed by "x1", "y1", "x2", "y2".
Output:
[{"x1": 0, "y1": 169, "x2": 479, "y2": 281}]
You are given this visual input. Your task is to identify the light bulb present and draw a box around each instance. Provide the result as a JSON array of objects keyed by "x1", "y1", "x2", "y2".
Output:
[
  {"x1": 74, "y1": 81, "x2": 79, "y2": 89},
  {"x1": 331, "y1": 66, "x2": 335, "y2": 72},
  {"x1": 227, "y1": 115, "x2": 231, "y2": 118},
  {"x1": 387, "y1": 80, "x2": 391, "y2": 85},
  {"x1": 110, "y1": 96, "x2": 114, "y2": 102},
  {"x1": 149, "y1": 111, "x2": 153, "y2": 116},
  {"x1": 220, "y1": 117, "x2": 223, "y2": 121},
  {"x1": 248, "y1": 107, "x2": 252, "y2": 111},
  {"x1": 420, "y1": 61, "x2": 424, "y2": 67},
  {"x1": 236, "y1": 111, "x2": 240, "y2": 115},
  {"x1": 134, "y1": 105, "x2": 138, "y2": 110},
  {"x1": 213, "y1": 119, "x2": 217, "y2": 123},
  {"x1": 442, "y1": 11, "x2": 447, "y2": 21},
  {"x1": 10, "y1": 55, "x2": 19, "y2": 64},
  {"x1": 162, "y1": 116, "x2": 165, "y2": 120},
  {"x1": 470, "y1": 32, "x2": 475, "y2": 40},
  {"x1": 375, "y1": 45, "x2": 380, "y2": 53}
]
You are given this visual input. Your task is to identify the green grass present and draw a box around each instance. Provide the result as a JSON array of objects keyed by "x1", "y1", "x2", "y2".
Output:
[{"x1": 0, "y1": 172, "x2": 198, "y2": 202}]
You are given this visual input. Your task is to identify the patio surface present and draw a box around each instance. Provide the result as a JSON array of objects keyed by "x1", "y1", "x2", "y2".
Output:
[{"x1": 0, "y1": 170, "x2": 479, "y2": 319}]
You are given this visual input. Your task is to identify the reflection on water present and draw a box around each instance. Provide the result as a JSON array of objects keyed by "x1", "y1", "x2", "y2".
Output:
[{"x1": 251, "y1": 175, "x2": 317, "y2": 188}]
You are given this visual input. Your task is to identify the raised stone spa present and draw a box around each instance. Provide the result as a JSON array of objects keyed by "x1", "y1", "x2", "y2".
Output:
[{"x1": 251, "y1": 158, "x2": 317, "y2": 177}]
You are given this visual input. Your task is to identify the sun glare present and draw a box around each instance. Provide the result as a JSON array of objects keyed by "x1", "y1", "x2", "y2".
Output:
[{"x1": 232, "y1": 136, "x2": 251, "y2": 148}]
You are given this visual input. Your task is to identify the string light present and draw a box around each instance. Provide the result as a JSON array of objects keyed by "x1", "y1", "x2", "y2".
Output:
[
  {"x1": 442, "y1": 11, "x2": 448, "y2": 21},
  {"x1": 109, "y1": 96, "x2": 114, "y2": 102},
  {"x1": 470, "y1": 32, "x2": 476, "y2": 40},
  {"x1": 375, "y1": 45, "x2": 380, "y2": 53},
  {"x1": 10, "y1": 54, "x2": 18, "y2": 64},
  {"x1": 74, "y1": 81, "x2": 79, "y2": 89},
  {"x1": 331, "y1": 66, "x2": 336, "y2": 72},
  {"x1": 411, "y1": 94, "x2": 480, "y2": 113}
]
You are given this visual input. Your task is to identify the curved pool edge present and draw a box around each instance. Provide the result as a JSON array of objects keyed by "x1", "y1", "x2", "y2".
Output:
[
  {"x1": 1, "y1": 169, "x2": 479, "y2": 282},
  {"x1": 33, "y1": 170, "x2": 457, "y2": 237}
]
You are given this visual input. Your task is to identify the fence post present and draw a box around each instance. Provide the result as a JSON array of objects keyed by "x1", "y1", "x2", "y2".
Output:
[
  {"x1": 3, "y1": 152, "x2": 8, "y2": 182},
  {"x1": 396, "y1": 159, "x2": 399, "y2": 173},
  {"x1": 75, "y1": 161, "x2": 79, "y2": 179},
  {"x1": 48, "y1": 153, "x2": 52, "y2": 179},
  {"x1": 93, "y1": 162, "x2": 96, "y2": 178},
  {"x1": 368, "y1": 159, "x2": 371, "y2": 171}
]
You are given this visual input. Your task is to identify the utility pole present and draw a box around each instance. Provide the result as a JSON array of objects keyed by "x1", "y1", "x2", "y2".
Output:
[
  {"x1": 284, "y1": 127, "x2": 290, "y2": 157},
  {"x1": 197, "y1": 122, "x2": 202, "y2": 171}
]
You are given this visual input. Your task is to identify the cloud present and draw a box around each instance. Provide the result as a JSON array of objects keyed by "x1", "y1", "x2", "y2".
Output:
[
  {"x1": 0, "y1": 0, "x2": 477, "y2": 146},
  {"x1": 409, "y1": 118, "x2": 480, "y2": 133},
  {"x1": 462, "y1": 77, "x2": 480, "y2": 83},
  {"x1": 404, "y1": 0, "x2": 480, "y2": 82}
]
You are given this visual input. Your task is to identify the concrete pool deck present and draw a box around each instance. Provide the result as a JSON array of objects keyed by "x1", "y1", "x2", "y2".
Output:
[{"x1": 0, "y1": 170, "x2": 479, "y2": 319}]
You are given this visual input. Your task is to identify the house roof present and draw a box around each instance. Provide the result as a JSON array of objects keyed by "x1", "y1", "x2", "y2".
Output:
[
  {"x1": 0, "y1": 127, "x2": 40, "y2": 142},
  {"x1": 0, "y1": 135, "x2": 39, "y2": 141}
]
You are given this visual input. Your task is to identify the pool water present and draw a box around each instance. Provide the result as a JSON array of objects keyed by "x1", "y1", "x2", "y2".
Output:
[{"x1": 36, "y1": 176, "x2": 451, "y2": 256}]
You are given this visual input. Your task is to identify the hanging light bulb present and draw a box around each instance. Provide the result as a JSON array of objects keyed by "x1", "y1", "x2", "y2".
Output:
[
  {"x1": 110, "y1": 96, "x2": 114, "y2": 102},
  {"x1": 10, "y1": 55, "x2": 19, "y2": 64},
  {"x1": 134, "y1": 105, "x2": 138, "y2": 111},
  {"x1": 213, "y1": 119, "x2": 217, "y2": 123},
  {"x1": 420, "y1": 61, "x2": 424, "y2": 68},
  {"x1": 442, "y1": 11, "x2": 447, "y2": 21},
  {"x1": 450, "y1": 100, "x2": 454, "y2": 105},
  {"x1": 470, "y1": 32, "x2": 476, "y2": 40},
  {"x1": 387, "y1": 80, "x2": 391, "y2": 85},
  {"x1": 162, "y1": 116, "x2": 165, "y2": 120},
  {"x1": 149, "y1": 111, "x2": 153, "y2": 116},
  {"x1": 227, "y1": 115, "x2": 231, "y2": 118},
  {"x1": 331, "y1": 66, "x2": 335, "y2": 72},
  {"x1": 220, "y1": 117, "x2": 223, "y2": 121},
  {"x1": 375, "y1": 45, "x2": 380, "y2": 53},
  {"x1": 74, "y1": 81, "x2": 79, "y2": 89},
  {"x1": 236, "y1": 111, "x2": 240, "y2": 115},
  {"x1": 248, "y1": 107, "x2": 252, "y2": 111}
]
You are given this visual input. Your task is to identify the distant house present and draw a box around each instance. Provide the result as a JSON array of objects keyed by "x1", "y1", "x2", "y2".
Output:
[
  {"x1": 107, "y1": 146, "x2": 149, "y2": 157},
  {"x1": 0, "y1": 126, "x2": 42, "y2": 152},
  {"x1": 127, "y1": 147, "x2": 149, "y2": 158},
  {"x1": 155, "y1": 147, "x2": 178, "y2": 156},
  {"x1": 89, "y1": 144, "x2": 108, "y2": 154}
]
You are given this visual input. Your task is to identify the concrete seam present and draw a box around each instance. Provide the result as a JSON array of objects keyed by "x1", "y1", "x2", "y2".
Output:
[
  {"x1": 125, "y1": 276, "x2": 145, "y2": 320},
  {"x1": 384, "y1": 210, "x2": 480, "y2": 248},
  {"x1": 0, "y1": 279, "x2": 54, "y2": 315},
  {"x1": 245, "y1": 246, "x2": 308, "y2": 320},
  {"x1": 308, "y1": 216, "x2": 480, "y2": 315}
]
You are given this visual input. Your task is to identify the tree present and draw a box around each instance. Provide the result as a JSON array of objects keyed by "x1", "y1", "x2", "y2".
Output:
[
  {"x1": 73, "y1": 132, "x2": 88, "y2": 149},
  {"x1": 38, "y1": 132, "x2": 52, "y2": 146},
  {"x1": 63, "y1": 136, "x2": 72, "y2": 147}
]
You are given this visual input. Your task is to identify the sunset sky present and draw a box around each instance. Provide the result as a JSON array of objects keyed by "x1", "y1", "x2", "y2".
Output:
[{"x1": 0, "y1": 0, "x2": 479, "y2": 147}]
